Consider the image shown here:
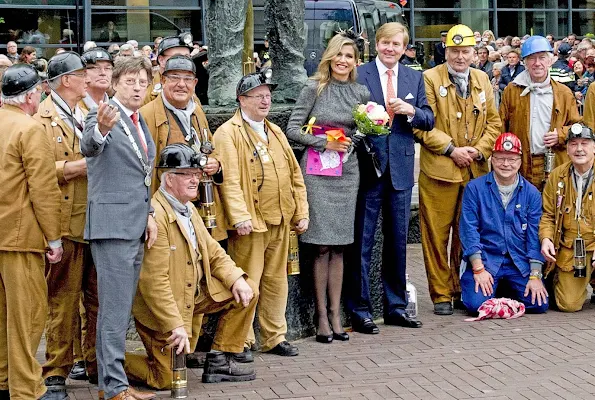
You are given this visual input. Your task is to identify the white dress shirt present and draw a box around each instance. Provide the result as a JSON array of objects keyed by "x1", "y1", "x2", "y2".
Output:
[{"x1": 375, "y1": 56, "x2": 398, "y2": 102}]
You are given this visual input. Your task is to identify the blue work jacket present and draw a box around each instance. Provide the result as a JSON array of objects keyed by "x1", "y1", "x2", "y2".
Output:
[{"x1": 460, "y1": 172, "x2": 545, "y2": 276}]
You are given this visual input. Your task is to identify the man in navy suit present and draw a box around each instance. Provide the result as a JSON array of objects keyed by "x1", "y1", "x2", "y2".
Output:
[{"x1": 347, "y1": 22, "x2": 434, "y2": 334}]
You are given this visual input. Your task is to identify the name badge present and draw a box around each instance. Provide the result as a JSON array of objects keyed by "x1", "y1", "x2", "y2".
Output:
[
  {"x1": 479, "y1": 91, "x2": 486, "y2": 104},
  {"x1": 57, "y1": 136, "x2": 62, "y2": 143}
]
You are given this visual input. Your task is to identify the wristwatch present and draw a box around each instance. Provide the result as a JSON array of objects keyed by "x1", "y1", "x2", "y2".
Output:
[{"x1": 529, "y1": 270, "x2": 543, "y2": 280}]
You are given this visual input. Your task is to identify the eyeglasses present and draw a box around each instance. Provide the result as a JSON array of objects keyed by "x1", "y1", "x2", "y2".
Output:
[
  {"x1": 67, "y1": 72, "x2": 86, "y2": 78},
  {"x1": 492, "y1": 156, "x2": 521, "y2": 165},
  {"x1": 165, "y1": 74, "x2": 196, "y2": 85},
  {"x1": 122, "y1": 78, "x2": 149, "y2": 88},
  {"x1": 87, "y1": 66, "x2": 113, "y2": 72},
  {"x1": 243, "y1": 94, "x2": 272, "y2": 101},
  {"x1": 171, "y1": 171, "x2": 201, "y2": 179}
]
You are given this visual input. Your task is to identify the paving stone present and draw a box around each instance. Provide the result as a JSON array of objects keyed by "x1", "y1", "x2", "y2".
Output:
[{"x1": 32, "y1": 244, "x2": 595, "y2": 399}]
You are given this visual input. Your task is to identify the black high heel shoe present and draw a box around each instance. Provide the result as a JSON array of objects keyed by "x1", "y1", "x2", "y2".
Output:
[
  {"x1": 332, "y1": 332, "x2": 349, "y2": 341},
  {"x1": 316, "y1": 333, "x2": 333, "y2": 343}
]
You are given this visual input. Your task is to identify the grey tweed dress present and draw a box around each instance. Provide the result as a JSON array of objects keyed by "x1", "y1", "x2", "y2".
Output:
[{"x1": 286, "y1": 78, "x2": 370, "y2": 245}]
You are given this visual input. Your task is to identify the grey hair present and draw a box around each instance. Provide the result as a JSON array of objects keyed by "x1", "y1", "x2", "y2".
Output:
[
  {"x1": 492, "y1": 62, "x2": 506, "y2": 71},
  {"x1": 83, "y1": 41, "x2": 97, "y2": 52},
  {"x1": 160, "y1": 170, "x2": 172, "y2": 187},
  {"x1": 1, "y1": 85, "x2": 38, "y2": 105},
  {"x1": 119, "y1": 43, "x2": 134, "y2": 52}
]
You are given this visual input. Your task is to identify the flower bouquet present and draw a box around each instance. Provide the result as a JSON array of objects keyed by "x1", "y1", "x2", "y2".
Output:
[
  {"x1": 344, "y1": 102, "x2": 391, "y2": 176},
  {"x1": 353, "y1": 102, "x2": 391, "y2": 136}
]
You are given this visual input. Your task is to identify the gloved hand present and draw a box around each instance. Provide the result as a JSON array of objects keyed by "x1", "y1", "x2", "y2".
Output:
[{"x1": 350, "y1": 131, "x2": 366, "y2": 149}]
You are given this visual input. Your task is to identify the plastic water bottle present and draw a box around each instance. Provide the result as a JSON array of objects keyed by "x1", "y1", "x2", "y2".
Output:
[{"x1": 405, "y1": 274, "x2": 418, "y2": 319}]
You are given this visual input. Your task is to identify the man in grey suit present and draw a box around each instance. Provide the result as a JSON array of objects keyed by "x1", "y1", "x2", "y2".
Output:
[{"x1": 81, "y1": 56, "x2": 158, "y2": 400}]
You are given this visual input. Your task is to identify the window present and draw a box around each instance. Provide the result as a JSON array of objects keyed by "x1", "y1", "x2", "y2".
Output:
[
  {"x1": 497, "y1": 11, "x2": 568, "y2": 38},
  {"x1": 0, "y1": 8, "x2": 80, "y2": 58},
  {"x1": 498, "y1": 0, "x2": 568, "y2": 8},
  {"x1": 571, "y1": 11, "x2": 595, "y2": 36},
  {"x1": 414, "y1": 10, "x2": 493, "y2": 39},
  {"x1": 91, "y1": 9, "x2": 201, "y2": 45},
  {"x1": 92, "y1": 0, "x2": 197, "y2": 5}
]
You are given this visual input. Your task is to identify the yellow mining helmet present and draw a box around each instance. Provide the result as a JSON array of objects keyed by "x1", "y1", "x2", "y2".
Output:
[{"x1": 446, "y1": 24, "x2": 475, "y2": 47}]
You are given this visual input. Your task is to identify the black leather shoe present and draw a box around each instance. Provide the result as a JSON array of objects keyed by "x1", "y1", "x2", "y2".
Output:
[
  {"x1": 333, "y1": 332, "x2": 349, "y2": 341},
  {"x1": 40, "y1": 376, "x2": 67, "y2": 400},
  {"x1": 231, "y1": 347, "x2": 254, "y2": 363},
  {"x1": 384, "y1": 314, "x2": 423, "y2": 328},
  {"x1": 0, "y1": 390, "x2": 9, "y2": 400},
  {"x1": 316, "y1": 334, "x2": 333, "y2": 343},
  {"x1": 265, "y1": 341, "x2": 299, "y2": 356},
  {"x1": 352, "y1": 318, "x2": 379, "y2": 334},
  {"x1": 44, "y1": 376, "x2": 66, "y2": 391},
  {"x1": 68, "y1": 360, "x2": 87, "y2": 381},
  {"x1": 434, "y1": 301, "x2": 454, "y2": 315}
]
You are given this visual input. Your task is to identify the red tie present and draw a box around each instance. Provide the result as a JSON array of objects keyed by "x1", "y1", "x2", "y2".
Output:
[
  {"x1": 131, "y1": 111, "x2": 148, "y2": 155},
  {"x1": 386, "y1": 70, "x2": 397, "y2": 124}
]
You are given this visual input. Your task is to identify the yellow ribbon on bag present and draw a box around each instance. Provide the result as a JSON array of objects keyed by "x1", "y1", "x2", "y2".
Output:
[
  {"x1": 301, "y1": 117, "x2": 347, "y2": 142},
  {"x1": 301, "y1": 117, "x2": 320, "y2": 135}
]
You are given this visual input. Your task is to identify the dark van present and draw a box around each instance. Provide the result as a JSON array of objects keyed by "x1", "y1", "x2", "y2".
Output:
[
  {"x1": 304, "y1": 0, "x2": 406, "y2": 75},
  {"x1": 254, "y1": 0, "x2": 406, "y2": 76}
]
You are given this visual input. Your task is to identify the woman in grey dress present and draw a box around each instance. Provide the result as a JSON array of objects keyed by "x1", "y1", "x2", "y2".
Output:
[{"x1": 286, "y1": 32, "x2": 369, "y2": 343}]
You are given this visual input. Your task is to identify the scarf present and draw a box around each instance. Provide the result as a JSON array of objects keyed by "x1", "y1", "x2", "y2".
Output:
[
  {"x1": 572, "y1": 167, "x2": 593, "y2": 222},
  {"x1": 160, "y1": 186, "x2": 198, "y2": 251},
  {"x1": 51, "y1": 91, "x2": 85, "y2": 140},
  {"x1": 465, "y1": 298, "x2": 525, "y2": 321},
  {"x1": 513, "y1": 70, "x2": 553, "y2": 97},
  {"x1": 447, "y1": 63, "x2": 470, "y2": 98},
  {"x1": 161, "y1": 92, "x2": 196, "y2": 137},
  {"x1": 160, "y1": 186, "x2": 191, "y2": 217}
]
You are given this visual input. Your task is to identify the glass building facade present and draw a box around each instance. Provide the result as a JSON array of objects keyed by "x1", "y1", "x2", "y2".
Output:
[
  {"x1": 0, "y1": 0, "x2": 204, "y2": 59},
  {"x1": 0, "y1": 0, "x2": 594, "y2": 59},
  {"x1": 404, "y1": 0, "x2": 595, "y2": 43}
]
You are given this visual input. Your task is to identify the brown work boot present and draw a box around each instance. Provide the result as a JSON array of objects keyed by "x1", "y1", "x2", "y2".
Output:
[
  {"x1": 128, "y1": 386, "x2": 156, "y2": 399},
  {"x1": 107, "y1": 389, "x2": 134, "y2": 400}
]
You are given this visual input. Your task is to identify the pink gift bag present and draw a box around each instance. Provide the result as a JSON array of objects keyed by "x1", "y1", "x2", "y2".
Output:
[{"x1": 305, "y1": 127, "x2": 344, "y2": 176}]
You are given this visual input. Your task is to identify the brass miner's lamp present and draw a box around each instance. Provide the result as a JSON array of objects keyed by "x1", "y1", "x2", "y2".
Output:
[
  {"x1": 171, "y1": 350, "x2": 188, "y2": 398},
  {"x1": 287, "y1": 230, "x2": 300, "y2": 275}
]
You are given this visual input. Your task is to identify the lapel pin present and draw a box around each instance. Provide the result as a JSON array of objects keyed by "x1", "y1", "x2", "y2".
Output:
[{"x1": 439, "y1": 86, "x2": 447, "y2": 97}]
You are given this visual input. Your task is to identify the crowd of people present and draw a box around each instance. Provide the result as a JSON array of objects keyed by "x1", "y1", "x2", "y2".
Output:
[
  {"x1": 408, "y1": 30, "x2": 595, "y2": 112},
  {"x1": 3, "y1": 18, "x2": 595, "y2": 400}
]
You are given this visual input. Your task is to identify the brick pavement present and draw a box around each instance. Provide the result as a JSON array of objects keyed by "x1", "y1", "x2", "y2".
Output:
[{"x1": 38, "y1": 244, "x2": 595, "y2": 399}]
